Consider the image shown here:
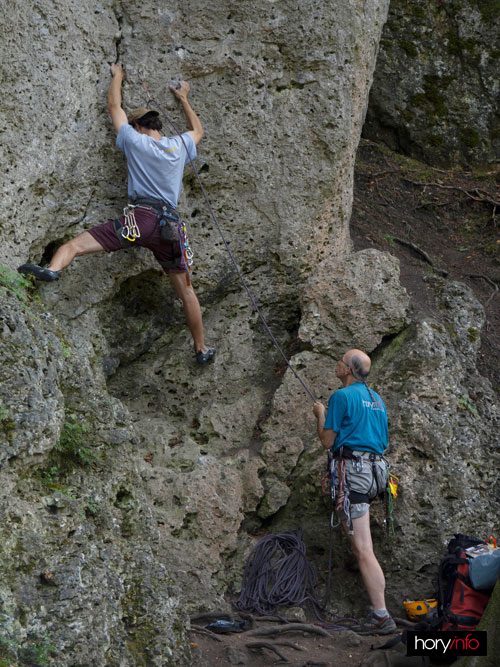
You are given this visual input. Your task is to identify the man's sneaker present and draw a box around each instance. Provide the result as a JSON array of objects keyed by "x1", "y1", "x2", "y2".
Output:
[
  {"x1": 351, "y1": 610, "x2": 397, "y2": 635},
  {"x1": 18, "y1": 264, "x2": 61, "y2": 282},
  {"x1": 195, "y1": 348, "x2": 216, "y2": 365}
]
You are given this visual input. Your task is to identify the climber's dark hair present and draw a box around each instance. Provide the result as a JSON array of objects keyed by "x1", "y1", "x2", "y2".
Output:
[{"x1": 133, "y1": 111, "x2": 163, "y2": 131}]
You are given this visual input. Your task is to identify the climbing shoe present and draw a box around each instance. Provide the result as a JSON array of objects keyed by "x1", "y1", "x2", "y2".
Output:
[
  {"x1": 351, "y1": 610, "x2": 397, "y2": 635},
  {"x1": 18, "y1": 264, "x2": 61, "y2": 282},
  {"x1": 195, "y1": 348, "x2": 216, "y2": 365}
]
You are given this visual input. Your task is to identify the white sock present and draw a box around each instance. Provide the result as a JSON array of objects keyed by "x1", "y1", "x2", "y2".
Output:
[{"x1": 374, "y1": 608, "x2": 388, "y2": 617}]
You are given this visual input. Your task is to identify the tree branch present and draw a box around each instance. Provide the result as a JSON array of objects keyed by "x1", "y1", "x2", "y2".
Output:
[
  {"x1": 402, "y1": 178, "x2": 500, "y2": 208},
  {"x1": 393, "y1": 237, "x2": 448, "y2": 276},
  {"x1": 246, "y1": 642, "x2": 289, "y2": 662},
  {"x1": 247, "y1": 623, "x2": 331, "y2": 638}
]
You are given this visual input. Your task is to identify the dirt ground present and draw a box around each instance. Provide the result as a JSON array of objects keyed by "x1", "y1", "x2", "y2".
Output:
[
  {"x1": 189, "y1": 614, "x2": 387, "y2": 667},
  {"x1": 189, "y1": 140, "x2": 499, "y2": 666}
]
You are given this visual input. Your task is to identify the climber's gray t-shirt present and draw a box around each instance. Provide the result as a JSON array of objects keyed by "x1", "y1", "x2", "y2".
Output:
[{"x1": 116, "y1": 124, "x2": 196, "y2": 208}]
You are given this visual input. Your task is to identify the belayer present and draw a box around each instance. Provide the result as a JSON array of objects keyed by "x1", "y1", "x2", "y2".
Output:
[
  {"x1": 312, "y1": 348, "x2": 396, "y2": 635},
  {"x1": 18, "y1": 63, "x2": 215, "y2": 365}
]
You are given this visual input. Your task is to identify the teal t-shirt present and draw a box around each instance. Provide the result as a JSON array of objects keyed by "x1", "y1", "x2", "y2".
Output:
[
  {"x1": 324, "y1": 383, "x2": 388, "y2": 454},
  {"x1": 116, "y1": 124, "x2": 196, "y2": 208}
]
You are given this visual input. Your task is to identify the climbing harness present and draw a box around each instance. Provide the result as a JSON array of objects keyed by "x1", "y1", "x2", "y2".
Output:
[
  {"x1": 321, "y1": 429, "x2": 396, "y2": 603},
  {"x1": 323, "y1": 446, "x2": 389, "y2": 532},
  {"x1": 130, "y1": 197, "x2": 195, "y2": 284},
  {"x1": 136, "y1": 72, "x2": 317, "y2": 403}
]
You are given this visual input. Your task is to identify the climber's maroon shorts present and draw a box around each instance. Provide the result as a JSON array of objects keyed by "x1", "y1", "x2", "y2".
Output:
[{"x1": 88, "y1": 205, "x2": 187, "y2": 274}]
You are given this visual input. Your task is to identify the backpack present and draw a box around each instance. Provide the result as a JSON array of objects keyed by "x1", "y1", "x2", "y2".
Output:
[{"x1": 437, "y1": 533, "x2": 492, "y2": 631}]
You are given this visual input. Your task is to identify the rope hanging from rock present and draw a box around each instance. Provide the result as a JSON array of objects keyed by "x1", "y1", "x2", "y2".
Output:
[{"x1": 136, "y1": 72, "x2": 317, "y2": 403}]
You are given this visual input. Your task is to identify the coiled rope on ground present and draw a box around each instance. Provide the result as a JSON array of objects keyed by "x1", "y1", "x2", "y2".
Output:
[
  {"x1": 233, "y1": 529, "x2": 357, "y2": 631},
  {"x1": 234, "y1": 530, "x2": 318, "y2": 615}
]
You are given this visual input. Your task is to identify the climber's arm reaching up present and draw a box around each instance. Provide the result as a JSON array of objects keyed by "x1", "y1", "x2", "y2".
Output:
[{"x1": 108, "y1": 63, "x2": 128, "y2": 133}]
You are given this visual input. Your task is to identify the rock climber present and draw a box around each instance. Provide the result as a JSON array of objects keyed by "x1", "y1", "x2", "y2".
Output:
[
  {"x1": 18, "y1": 63, "x2": 215, "y2": 365},
  {"x1": 312, "y1": 348, "x2": 396, "y2": 635}
]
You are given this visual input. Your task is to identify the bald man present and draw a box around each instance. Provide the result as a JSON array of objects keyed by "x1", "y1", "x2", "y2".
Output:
[{"x1": 313, "y1": 349, "x2": 396, "y2": 635}]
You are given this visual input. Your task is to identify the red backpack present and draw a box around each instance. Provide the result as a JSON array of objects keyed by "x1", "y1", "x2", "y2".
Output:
[{"x1": 437, "y1": 534, "x2": 492, "y2": 631}]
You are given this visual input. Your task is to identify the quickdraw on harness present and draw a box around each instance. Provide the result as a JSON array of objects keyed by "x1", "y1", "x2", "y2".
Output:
[
  {"x1": 121, "y1": 204, "x2": 140, "y2": 241},
  {"x1": 179, "y1": 218, "x2": 194, "y2": 281}
]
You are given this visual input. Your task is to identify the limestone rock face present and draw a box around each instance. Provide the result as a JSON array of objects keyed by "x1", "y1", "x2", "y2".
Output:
[
  {"x1": 0, "y1": 282, "x2": 191, "y2": 665},
  {"x1": 1, "y1": 0, "x2": 392, "y2": 663},
  {"x1": 299, "y1": 248, "x2": 410, "y2": 356},
  {"x1": 363, "y1": 0, "x2": 500, "y2": 166}
]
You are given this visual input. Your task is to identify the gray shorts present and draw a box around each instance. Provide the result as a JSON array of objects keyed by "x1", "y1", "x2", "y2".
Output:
[{"x1": 336, "y1": 452, "x2": 388, "y2": 521}]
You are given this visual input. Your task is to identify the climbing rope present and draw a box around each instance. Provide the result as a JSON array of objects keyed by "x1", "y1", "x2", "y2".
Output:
[
  {"x1": 234, "y1": 530, "x2": 319, "y2": 615},
  {"x1": 135, "y1": 72, "x2": 317, "y2": 403},
  {"x1": 233, "y1": 529, "x2": 358, "y2": 631}
]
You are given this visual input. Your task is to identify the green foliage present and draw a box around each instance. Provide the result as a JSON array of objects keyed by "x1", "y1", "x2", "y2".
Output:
[
  {"x1": 427, "y1": 134, "x2": 444, "y2": 147},
  {"x1": 399, "y1": 39, "x2": 418, "y2": 57},
  {"x1": 61, "y1": 342, "x2": 72, "y2": 358},
  {"x1": 411, "y1": 6, "x2": 426, "y2": 19},
  {"x1": 0, "y1": 636, "x2": 55, "y2": 666},
  {"x1": 55, "y1": 414, "x2": 94, "y2": 467},
  {"x1": 459, "y1": 127, "x2": 480, "y2": 148},
  {"x1": 384, "y1": 234, "x2": 395, "y2": 247},
  {"x1": 0, "y1": 403, "x2": 11, "y2": 424},
  {"x1": 446, "y1": 30, "x2": 476, "y2": 56},
  {"x1": 34, "y1": 413, "x2": 96, "y2": 490},
  {"x1": 0, "y1": 403, "x2": 15, "y2": 439},
  {"x1": 85, "y1": 500, "x2": 101, "y2": 517},
  {"x1": 458, "y1": 395, "x2": 478, "y2": 415},
  {"x1": 467, "y1": 327, "x2": 479, "y2": 343},
  {"x1": 19, "y1": 641, "x2": 55, "y2": 666},
  {"x1": 475, "y1": 0, "x2": 500, "y2": 22},
  {"x1": 34, "y1": 466, "x2": 64, "y2": 491},
  {"x1": 0, "y1": 266, "x2": 32, "y2": 304}
]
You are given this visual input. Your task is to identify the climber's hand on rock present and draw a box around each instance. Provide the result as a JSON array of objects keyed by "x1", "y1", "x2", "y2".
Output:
[
  {"x1": 111, "y1": 63, "x2": 124, "y2": 79},
  {"x1": 170, "y1": 80, "x2": 190, "y2": 100}
]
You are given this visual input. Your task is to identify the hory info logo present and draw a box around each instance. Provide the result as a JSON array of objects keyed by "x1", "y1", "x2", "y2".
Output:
[{"x1": 407, "y1": 631, "x2": 487, "y2": 657}]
